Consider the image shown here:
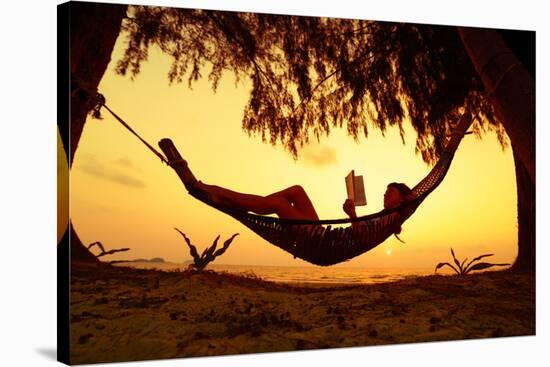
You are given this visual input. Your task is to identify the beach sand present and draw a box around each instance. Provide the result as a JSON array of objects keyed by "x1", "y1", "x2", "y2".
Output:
[{"x1": 69, "y1": 264, "x2": 534, "y2": 365}]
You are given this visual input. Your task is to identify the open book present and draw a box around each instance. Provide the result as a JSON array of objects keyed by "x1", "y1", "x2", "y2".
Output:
[{"x1": 345, "y1": 170, "x2": 367, "y2": 206}]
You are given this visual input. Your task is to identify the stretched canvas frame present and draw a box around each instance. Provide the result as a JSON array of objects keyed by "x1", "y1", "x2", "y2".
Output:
[{"x1": 58, "y1": 1, "x2": 535, "y2": 365}]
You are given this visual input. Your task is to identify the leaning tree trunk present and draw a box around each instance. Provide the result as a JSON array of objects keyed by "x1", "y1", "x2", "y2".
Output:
[
  {"x1": 458, "y1": 27, "x2": 535, "y2": 183},
  {"x1": 59, "y1": 2, "x2": 127, "y2": 264},
  {"x1": 458, "y1": 27, "x2": 535, "y2": 272},
  {"x1": 511, "y1": 148, "x2": 536, "y2": 272}
]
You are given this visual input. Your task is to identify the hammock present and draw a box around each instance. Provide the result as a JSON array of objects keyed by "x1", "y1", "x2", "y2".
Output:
[
  {"x1": 87, "y1": 88, "x2": 471, "y2": 266},
  {"x1": 157, "y1": 116, "x2": 472, "y2": 266}
]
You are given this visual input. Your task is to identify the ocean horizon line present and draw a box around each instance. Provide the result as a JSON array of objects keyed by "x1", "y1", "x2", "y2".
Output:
[{"x1": 123, "y1": 259, "x2": 436, "y2": 271}]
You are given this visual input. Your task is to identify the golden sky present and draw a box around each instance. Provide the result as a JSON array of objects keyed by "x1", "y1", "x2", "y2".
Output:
[{"x1": 61, "y1": 29, "x2": 518, "y2": 268}]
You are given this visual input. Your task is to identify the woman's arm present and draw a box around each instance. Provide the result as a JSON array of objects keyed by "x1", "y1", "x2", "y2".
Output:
[{"x1": 343, "y1": 199, "x2": 365, "y2": 230}]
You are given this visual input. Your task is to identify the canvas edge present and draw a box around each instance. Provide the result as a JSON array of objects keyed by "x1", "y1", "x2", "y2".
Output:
[{"x1": 57, "y1": 1, "x2": 71, "y2": 365}]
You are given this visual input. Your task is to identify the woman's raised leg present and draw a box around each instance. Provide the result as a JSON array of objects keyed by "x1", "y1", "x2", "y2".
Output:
[
  {"x1": 265, "y1": 185, "x2": 319, "y2": 220},
  {"x1": 195, "y1": 182, "x2": 317, "y2": 220}
]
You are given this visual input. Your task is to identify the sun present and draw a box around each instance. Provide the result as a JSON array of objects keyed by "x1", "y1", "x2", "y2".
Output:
[{"x1": 386, "y1": 248, "x2": 392, "y2": 256}]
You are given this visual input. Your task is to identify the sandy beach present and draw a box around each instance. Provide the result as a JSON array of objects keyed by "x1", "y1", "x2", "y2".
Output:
[{"x1": 69, "y1": 264, "x2": 534, "y2": 365}]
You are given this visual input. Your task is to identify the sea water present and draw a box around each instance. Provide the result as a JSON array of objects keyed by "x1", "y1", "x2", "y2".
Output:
[{"x1": 119, "y1": 261, "x2": 442, "y2": 284}]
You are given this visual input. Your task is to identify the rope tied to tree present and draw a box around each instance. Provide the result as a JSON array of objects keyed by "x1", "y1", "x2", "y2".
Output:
[
  {"x1": 94, "y1": 94, "x2": 170, "y2": 165},
  {"x1": 71, "y1": 74, "x2": 170, "y2": 165}
]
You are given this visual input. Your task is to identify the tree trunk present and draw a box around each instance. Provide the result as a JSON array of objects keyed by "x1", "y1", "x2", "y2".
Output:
[
  {"x1": 67, "y1": 2, "x2": 127, "y2": 165},
  {"x1": 59, "y1": 2, "x2": 126, "y2": 263},
  {"x1": 457, "y1": 27, "x2": 535, "y2": 273},
  {"x1": 511, "y1": 148, "x2": 536, "y2": 272},
  {"x1": 458, "y1": 27, "x2": 535, "y2": 182}
]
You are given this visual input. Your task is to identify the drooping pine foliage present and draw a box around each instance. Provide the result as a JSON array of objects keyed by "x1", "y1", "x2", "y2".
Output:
[{"x1": 116, "y1": 6, "x2": 507, "y2": 164}]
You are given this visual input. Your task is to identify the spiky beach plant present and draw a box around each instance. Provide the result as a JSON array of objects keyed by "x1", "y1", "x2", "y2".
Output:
[
  {"x1": 175, "y1": 228, "x2": 239, "y2": 271},
  {"x1": 435, "y1": 248, "x2": 509, "y2": 275}
]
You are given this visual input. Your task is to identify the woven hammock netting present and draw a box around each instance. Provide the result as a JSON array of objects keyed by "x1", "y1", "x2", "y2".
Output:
[{"x1": 181, "y1": 150, "x2": 455, "y2": 266}]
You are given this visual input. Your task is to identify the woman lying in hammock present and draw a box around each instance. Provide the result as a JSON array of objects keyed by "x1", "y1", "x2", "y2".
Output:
[
  {"x1": 195, "y1": 181, "x2": 410, "y2": 219},
  {"x1": 177, "y1": 118, "x2": 472, "y2": 228},
  {"x1": 189, "y1": 173, "x2": 412, "y2": 227}
]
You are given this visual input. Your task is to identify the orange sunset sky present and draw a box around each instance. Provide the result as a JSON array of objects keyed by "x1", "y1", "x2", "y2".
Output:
[{"x1": 58, "y1": 27, "x2": 518, "y2": 269}]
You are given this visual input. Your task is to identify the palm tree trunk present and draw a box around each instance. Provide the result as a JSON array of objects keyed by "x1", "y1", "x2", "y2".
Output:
[
  {"x1": 58, "y1": 2, "x2": 127, "y2": 264},
  {"x1": 457, "y1": 27, "x2": 535, "y2": 273}
]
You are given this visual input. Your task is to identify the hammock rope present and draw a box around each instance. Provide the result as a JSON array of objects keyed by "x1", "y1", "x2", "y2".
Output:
[
  {"x1": 81, "y1": 87, "x2": 471, "y2": 266},
  {"x1": 101, "y1": 101, "x2": 169, "y2": 165}
]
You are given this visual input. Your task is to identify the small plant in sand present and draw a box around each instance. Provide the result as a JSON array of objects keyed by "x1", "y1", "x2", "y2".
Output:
[
  {"x1": 175, "y1": 228, "x2": 239, "y2": 271},
  {"x1": 435, "y1": 248, "x2": 509, "y2": 275}
]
